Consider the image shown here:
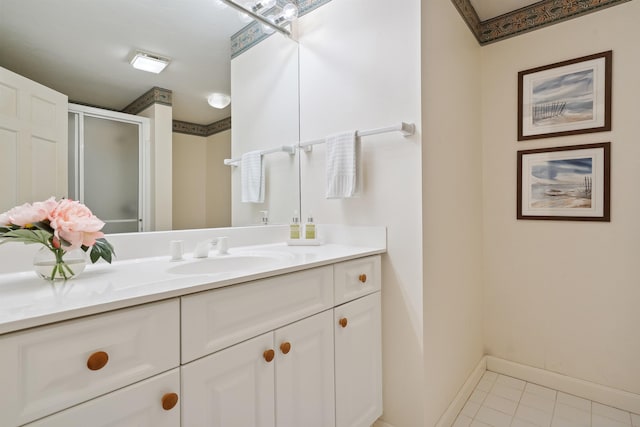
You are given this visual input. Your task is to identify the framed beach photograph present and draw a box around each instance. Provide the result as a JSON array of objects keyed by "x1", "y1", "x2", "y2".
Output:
[
  {"x1": 517, "y1": 143, "x2": 610, "y2": 221},
  {"x1": 518, "y1": 51, "x2": 612, "y2": 141}
]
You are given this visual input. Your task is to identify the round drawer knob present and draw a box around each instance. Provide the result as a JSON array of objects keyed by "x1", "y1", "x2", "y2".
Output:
[
  {"x1": 161, "y1": 392, "x2": 179, "y2": 411},
  {"x1": 358, "y1": 274, "x2": 367, "y2": 283},
  {"x1": 263, "y1": 349, "x2": 275, "y2": 362},
  {"x1": 280, "y1": 342, "x2": 292, "y2": 354},
  {"x1": 339, "y1": 317, "x2": 348, "y2": 328},
  {"x1": 87, "y1": 351, "x2": 109, "y2": 371}
]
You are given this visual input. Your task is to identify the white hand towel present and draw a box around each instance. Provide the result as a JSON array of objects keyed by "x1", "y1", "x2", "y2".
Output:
[
  {"x1": 241, "y1": 150, "x2": 265, "y2": 203},
  {"x1": 325, "y1": 131, "x2": 359, "y2": 199}
]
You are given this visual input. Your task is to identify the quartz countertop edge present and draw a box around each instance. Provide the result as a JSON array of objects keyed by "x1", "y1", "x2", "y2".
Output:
[{"x1": 0, "y1": 243, "x2": 385, "y2": 335}]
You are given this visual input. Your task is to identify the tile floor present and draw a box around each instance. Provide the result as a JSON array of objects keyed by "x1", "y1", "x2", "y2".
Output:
[{"x1": 453, "y1": 371, "x2": 640, "y2": 427}]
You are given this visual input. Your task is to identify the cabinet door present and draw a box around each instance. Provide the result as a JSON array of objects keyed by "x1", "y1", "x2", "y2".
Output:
[
  {"x1": 25, "y1": 369, "x2": 180, "y2": 427},
  {"x1": 181, "y1": 333, "x2": 275, "y2": 427},
  {"x1": 275, "y1": 309, "x2": 335, "y2": 427},
  {"x1": 334, "y1": 293, "x2": 382, "y2": 427},
  {"x1": 0, "y1": 66, "x2": 68, "y2": 212}
]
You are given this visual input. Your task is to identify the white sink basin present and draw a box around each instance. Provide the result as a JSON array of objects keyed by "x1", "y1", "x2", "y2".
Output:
[{"x1": 166, "y1": 251, "x2": 294, "y2": 275}]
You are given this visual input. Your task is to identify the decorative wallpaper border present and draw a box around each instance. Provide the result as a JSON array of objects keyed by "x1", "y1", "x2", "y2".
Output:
[
  {"x1": 450, "y1": 0, "x2": 482, "y2": 43},
  {"x1": 231, "y1": 0, "x2": 331, "y2": 58},
  {"x1": 454, "y1": 0, "x2": 631, "y2": 45},
  {"x1": 122, "y1": 87, "x2": 173, "y2": 115},
  {"x1": 173, "y1": 117, "x2": 232, "y2": 137}
]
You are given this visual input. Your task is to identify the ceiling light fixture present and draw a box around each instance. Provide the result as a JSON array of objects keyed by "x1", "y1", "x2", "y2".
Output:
[
  {"x1": 208, "y1": 93, "x2": 231, "y2": 109},
  {"x1": 130, "y1": 51, "x2": 171, "y2": 74}
]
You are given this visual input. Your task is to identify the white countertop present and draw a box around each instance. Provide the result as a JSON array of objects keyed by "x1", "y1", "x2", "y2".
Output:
[{"x1": 0, "y1": 242, "x2": 385, "y2": 335}]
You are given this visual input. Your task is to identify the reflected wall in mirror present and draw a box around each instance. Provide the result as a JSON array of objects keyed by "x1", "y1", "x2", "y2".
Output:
[{"x1": 0, "y1": 0, "x2": 300, "y2": 230}]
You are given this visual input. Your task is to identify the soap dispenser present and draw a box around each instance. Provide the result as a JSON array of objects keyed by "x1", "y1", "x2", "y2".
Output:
[
  {"x1": 304, "y1": 214, "x2": 316, "y2": 240},
  {"x1": 290, "y1": 210, "x2": 301, "y2": 239}
]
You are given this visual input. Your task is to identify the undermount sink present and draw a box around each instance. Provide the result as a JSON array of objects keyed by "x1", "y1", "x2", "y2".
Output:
[{"x1": 166, "y1": 251, "x2": 294, "y2": 275}]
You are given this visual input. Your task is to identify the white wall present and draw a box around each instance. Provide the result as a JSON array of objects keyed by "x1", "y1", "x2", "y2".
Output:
[
  {"x1": 297, "y1": 0, "x2": 424, "y2": 425},
  {"x1": 172, "y1": 130, "x2": 231, "y2": 230},
  {"x1": 138, "y1": 103, "x2": 173, "y2": 231},
  {"x1": 205, "y1": 130, "x2": 232, "y2": 228},
  {"x1": 482, "y1": 1, "x2": 640, "y2": 395},
  {"x1": 230, "y1": 34, "x2": 300, "y2": 227},
  {"x1": 422, "y1": 0, "x2": 485, "y2": 425}
]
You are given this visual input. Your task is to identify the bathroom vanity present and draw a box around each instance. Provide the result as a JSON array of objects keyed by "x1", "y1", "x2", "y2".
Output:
[{"x1": 0, "y1": 226, "x2": 384, "y2": 427}]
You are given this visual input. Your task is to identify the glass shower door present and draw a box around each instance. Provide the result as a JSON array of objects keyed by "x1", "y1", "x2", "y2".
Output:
[{"x1": 81, "y1": 115, "x2": 141, "y2": 234}]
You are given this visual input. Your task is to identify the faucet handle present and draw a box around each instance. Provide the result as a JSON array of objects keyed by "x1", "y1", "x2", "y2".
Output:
[
  {"x1": 193, "y1": 239, "x2": 213, "y2": 258},
  {"x1": 216, "y1": 236, "x2": 229, "y2": 255}
]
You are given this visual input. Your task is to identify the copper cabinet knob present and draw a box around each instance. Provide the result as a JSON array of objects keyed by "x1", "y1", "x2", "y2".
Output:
[
  {"x1": 280, "y1": 342, "x2": 292, "y2": 354},
  {"x1": 358, "y1": 274, "x2": 367, "y2": 283},
  {"x1": 263, "y1": 349, "x2": 275, "y2": 362},
  {"x1": 87, "y1": 351, "x2": 109, "y2": 371},
  {"x1": 339, "y1": 318, "x2": 348, "y2": 328},
  {"x1": 161, "y1": 392, "x2": 179, "y2": 411}
]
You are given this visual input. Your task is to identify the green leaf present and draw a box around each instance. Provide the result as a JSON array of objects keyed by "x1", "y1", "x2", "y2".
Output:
[
  {"x1": 88, "y1": 238, "x2": 115, "y2": 264},
  {"x1": 0, "y1": 229, "x2": 51, "y2": 246}
]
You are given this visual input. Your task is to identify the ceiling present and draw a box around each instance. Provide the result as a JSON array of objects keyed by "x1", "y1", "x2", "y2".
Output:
[
  {"x1": 0, "y1": 0, "x2": 540, "y2": 125},
  {"x1": 469, "y1": 0, "x2": 542, "y2": 21},
  {"x1": 0, "y1": 0, "x2": 247, "y2": 125}
]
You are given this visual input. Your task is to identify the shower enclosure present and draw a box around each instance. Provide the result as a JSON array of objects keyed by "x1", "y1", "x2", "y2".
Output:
[{"x1": 68, "y1": 104, "x2": 150, "y2": 234}]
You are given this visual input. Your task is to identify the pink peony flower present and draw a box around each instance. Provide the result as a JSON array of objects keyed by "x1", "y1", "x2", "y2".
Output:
[
  {"x1": 48, "y1": 199, "x2": 105, "y2": 250},
  {"x1": 0, "y1": 197, "x2": 57, "y2": 227}
]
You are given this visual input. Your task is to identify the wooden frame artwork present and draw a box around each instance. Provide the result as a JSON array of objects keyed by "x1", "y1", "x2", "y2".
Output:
[
  {"x1": 518, "y1": 51, "x2": 612, "y2": 141},
  {"x1": 517, "y1": 142, "x2": 610, "y2": 221}
]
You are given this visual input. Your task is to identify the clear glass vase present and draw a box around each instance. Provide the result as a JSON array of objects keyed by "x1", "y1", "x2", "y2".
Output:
[{"x1": 32, "y1": 246, "x2": 87, "y2": 281}]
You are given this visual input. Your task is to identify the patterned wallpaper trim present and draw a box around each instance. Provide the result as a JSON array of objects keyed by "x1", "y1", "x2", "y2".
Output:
[
  {"x1": 454, "y1": 0, "x2": 631, "y2": 45},
  {"x1": 122, "y1": 87, "x2": 172, "y2": 115},
  {"x1": 173, "y1": 117, "x2": 232, "y2": 137},
  {"x1": 231, "y1": 0, "x2": 331, "y2": 58},
  {"x1": 450, "y1": 0, "x2": 482, "y2": 43}
]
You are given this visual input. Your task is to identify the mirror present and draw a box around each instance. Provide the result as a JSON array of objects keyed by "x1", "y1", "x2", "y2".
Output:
[{"x1": 0, "y1": 0, "x2": 300, "y2": 230}]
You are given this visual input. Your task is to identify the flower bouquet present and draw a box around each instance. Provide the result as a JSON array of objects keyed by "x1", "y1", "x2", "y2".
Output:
[{"x1": 0, "y1": 197, "x2": 115, "y2": 281}]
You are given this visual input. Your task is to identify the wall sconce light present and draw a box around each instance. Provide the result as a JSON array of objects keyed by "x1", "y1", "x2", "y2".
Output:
[
  {"x1": 130, "y1": 51, "x2": 171, "y2": 74},
  {"x1": 208, "y1": 93, "x2": 231, "y2": 109}
]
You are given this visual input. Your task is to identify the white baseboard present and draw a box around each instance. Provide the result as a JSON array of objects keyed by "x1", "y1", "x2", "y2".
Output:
[
  {"x1": 487, "y1": 356, "x2": 640, "y2": 415},
  {"x1": 435, "y1": 356, "x2": 488, "y2": 427},
  {"x1": 373, "y1": 420, "x2": 395, "y2": 427}
]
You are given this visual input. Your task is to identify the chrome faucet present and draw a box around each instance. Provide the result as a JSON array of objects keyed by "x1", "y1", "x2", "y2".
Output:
[{"x1": 193, "y1": 236, "x2": 229, "y2": 258}]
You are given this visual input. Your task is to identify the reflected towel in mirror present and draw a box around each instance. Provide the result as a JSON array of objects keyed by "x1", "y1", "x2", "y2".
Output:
[{"x1": 241, "y1": 150, "x2": 265, "y2": 203}]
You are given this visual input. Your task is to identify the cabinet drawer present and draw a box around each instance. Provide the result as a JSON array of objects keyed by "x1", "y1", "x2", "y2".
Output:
[
  {"x1": 181, "y1": 266, "x2": 333, "y2": 362},
  {"x1": 25, "y1": 369, "x2": 180, "y2": 427},
  {"x1": 334, "y1": 255, "x2": 381, "y2": 305},
  {"x1": 0, "y1": 299, "x2": 180, "y2": 426}
]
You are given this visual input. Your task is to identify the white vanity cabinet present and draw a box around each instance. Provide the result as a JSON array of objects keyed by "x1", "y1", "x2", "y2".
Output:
[{"x1": 0, "y1": 253, "x2": 382, "y2": 427}]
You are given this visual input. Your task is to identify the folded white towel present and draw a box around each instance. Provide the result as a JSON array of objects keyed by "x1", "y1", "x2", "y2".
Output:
[
  {"x1": 325, "y1": 131, "x2": 359, "y2": 199},
  {"x1": 241, "y1": 150, "x2": 265, "y2": 203}
]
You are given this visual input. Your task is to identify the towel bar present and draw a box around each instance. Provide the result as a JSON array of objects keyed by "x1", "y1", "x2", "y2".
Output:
[{"x1": 224, "y1": 145, "x2": 296, "y2": 167}]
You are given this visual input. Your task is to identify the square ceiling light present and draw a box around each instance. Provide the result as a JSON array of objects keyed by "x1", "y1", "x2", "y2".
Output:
[{"x1": 130, "y1": 51, "x2": 170, "y2": 74}]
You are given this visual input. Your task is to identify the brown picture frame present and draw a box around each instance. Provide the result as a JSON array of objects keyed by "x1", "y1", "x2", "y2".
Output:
[
  {"x1": 518, "y1": 51, "x2": 612, "y2": 141},
  {"x1": 517, "y1": 142, "x2": 610, "y2": 221}
]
